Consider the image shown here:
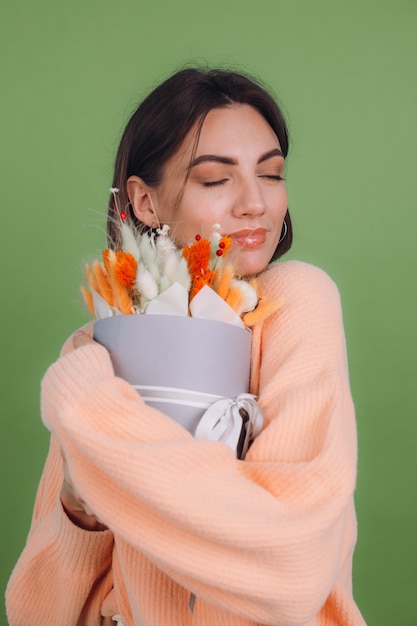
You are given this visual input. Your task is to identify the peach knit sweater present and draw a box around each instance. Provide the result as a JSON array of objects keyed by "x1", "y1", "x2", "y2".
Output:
[{"x1": 6, "y1": 261, "x2": 366, "y2": 626}]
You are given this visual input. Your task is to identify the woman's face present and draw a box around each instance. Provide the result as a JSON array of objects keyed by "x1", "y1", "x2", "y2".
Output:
[{"x1": 136, "y1": 104, "x2": 288, "y2": 277}]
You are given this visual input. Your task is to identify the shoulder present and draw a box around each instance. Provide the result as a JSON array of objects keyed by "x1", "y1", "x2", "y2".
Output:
[
  {"x1": 251, "y1": 262, "x2": 349, "y2": 387},
  {"x1": 257, "y1": 260, "x2": 341, "y2": 309},
  {"x1": 254, "y1": 261, "x2": 344, "y2": 339}
]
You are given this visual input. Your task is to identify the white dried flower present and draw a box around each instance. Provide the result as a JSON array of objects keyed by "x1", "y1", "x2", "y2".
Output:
[
  {"x1": 135, "y1": 267, "x2": 158, "y2": 301},
  {"x1": 230, "y1": 279, "x2": 258, "y2": 314},
  {"x1": 120, "y1": 222, "x2": 140, "y2": 261},
  {"x1": 161, "y1": 251, "x2": 178, "y2": 281},
  {"x1": 159, "y1": 275, "x2": 171, "y2": 293},
  {"x1": 157, "y1": 224, "x2": 171, "y2": 237},
  {"x1": 138, "y1": 234, "x2": 157, "y2": 266},
  {"x1": 174, "y1": 257, "x2": 192, "y2": 291}
]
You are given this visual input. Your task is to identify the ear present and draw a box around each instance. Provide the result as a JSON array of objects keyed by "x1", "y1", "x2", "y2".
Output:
[{"x1": 126, "y1": 176, "x2": 158, "y2": 227}]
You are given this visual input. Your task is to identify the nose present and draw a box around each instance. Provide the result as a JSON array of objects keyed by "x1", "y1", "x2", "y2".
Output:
[{"x1": 233, "y1": 176, "x2": 266, "y2": 218}]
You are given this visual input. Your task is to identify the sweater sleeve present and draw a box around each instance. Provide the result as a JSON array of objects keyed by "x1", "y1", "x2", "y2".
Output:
[
  {"x1": 5, "y1": 434, "x2": 114, "y2": 626},
  {"x1": 37, "y1": 261, "x2": 360, "y2": 626}
]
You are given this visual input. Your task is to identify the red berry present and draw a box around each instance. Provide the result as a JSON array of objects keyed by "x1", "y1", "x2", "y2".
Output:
[
  {"x1": 120, "y1": 211, "x2": 127, "y2": 220},
  {"x1": 195, "y1": 234, "x2": 201, "y2": 241},
  {"x1": 219, "y1": 241, "x2": 226, "y2": 249},
  {"x1": 216, "y1": 249, "x2": 223, "y2": 256}
]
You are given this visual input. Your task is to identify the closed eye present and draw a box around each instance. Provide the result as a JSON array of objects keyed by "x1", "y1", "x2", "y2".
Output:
[
  {"x1": 260, "y1": 174, "x2": 285, "y2": 181},
  {"x1": 202, "y1": 179, "x2": 228, "y2": 187}
]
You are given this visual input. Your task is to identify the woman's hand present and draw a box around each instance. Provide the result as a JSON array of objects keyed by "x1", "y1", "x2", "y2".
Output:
[
  {"x1": 73, "y1": 329, "x2": 96, "y2": 349},
  {"x1": 61, "y1": 456, "x2": 108, "y2": 531}
]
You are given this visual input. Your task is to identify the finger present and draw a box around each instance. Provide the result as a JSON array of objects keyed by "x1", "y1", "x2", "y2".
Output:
[{"x1": 73, "y1": 330, "x2": 96, "y2": 349}]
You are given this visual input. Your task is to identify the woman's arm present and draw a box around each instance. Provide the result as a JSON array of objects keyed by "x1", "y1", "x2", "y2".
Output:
[
  {"x1": 6, "y1": 435, "x2": 114, "y2": 626},
  {"x1": 38, "y1": 261, "x2": 362, "y2": 625}
]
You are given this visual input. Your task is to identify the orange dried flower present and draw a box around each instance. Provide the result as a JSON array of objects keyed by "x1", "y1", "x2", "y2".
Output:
[
  {"x1": 219, "y1": 235, "x2": 232, "y2": 255},
  {"x1": 93, "y1": 260, "x2": 114, "y2": 305},
  {"x1": 216, "y1": 264, "x2": 234, "y2": 301},
  {"x1": 85, "y1": 264, "x2": 99, "y2": 293},
  {"x1": 242, "y1": 298, "x2": 283, "y2": 327},
  {"x1": 225, "y1": 285, "x2": 245, "y2": 314},
  {"x1": 113, "y1": 282, "x2": 134, "y2": 314},
  {"x1": 114, "y1": 251, "x2": 137, "y2": 288},
  {"x1": 182, "y1": 238, "x2": 214, "y2": 298},
  {"x1": 102, "y1": 249, "x2": 112, "y2": 275},
  {"x1": 80, "y1": 285, "x2": 95, "y2": 316},
  {"x1": 182, "y1": 238, "x2": 210, "y2": 274}
]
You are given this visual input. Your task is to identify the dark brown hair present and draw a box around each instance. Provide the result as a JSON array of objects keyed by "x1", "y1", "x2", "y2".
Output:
[{"x1": 108, "y1": 67, "x2": 292, "y2": 261}]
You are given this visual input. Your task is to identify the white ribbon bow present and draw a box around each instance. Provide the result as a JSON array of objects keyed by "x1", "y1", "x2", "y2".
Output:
[{"x1": 194, "y1": 393, "x2": 263, "y2": 458}]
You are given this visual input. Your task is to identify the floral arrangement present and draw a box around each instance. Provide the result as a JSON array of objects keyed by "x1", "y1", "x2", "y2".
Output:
[
  {"x1": 80, "y1": 190, "x2": 275, "y2": 468},
  {"x1": 81, "y1": 189, "x2": 281, "y2": 328}
]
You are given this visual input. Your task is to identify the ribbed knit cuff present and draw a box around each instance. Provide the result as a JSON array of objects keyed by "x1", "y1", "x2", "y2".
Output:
[{"x1": 55, "y1": 495, "x2": 114, "y2": 573}]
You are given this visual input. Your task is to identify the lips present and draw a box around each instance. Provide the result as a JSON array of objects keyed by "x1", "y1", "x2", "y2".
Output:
[{"x1": 230, "y1": 228, "x2": 267, "y2": 248}]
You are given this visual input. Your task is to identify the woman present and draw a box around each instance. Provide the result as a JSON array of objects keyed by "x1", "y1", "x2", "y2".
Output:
[{"x1": 6, "y1": 68, "x2": 366, "y2": 625}]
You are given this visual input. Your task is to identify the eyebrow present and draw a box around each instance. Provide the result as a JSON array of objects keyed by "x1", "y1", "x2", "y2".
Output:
[
  {"x1": 258, "y1": 148, "x2": 284, "y2": 163},
  {"x1": 189, "y1": 148, "x2": 284, "y2": 169}
]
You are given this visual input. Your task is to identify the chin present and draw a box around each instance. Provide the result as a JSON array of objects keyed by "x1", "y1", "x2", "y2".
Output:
[
  {"x1": 235, "y1": 259, "x2": 270, "y2": 278},
  {"x1": 231, "y1": 245, "x2": 276, "y2": 278}
]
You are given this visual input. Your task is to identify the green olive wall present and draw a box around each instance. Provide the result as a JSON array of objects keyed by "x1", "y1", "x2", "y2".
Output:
[{"x1": 1, "y1": 1, "x2": 416, "y2": 624}]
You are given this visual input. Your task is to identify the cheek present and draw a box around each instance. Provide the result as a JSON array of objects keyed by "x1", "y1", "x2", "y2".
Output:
[
  {"x1": 168, "y1": 209, "x2": 210, "y2": 246},
  {"x1": 276, "y1": 184, "x2": 288, "y2": 207},
  {"x1": 272, "y1": 188, "x2": 288, "y2": 221},
  {"x1": 178, "y1": 203, "x2": 226, "y2": 239}
]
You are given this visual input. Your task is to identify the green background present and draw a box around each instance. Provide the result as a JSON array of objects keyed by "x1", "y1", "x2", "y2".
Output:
[{"x1": 1, "y1": 1, "x2": 416, "y2": 624}]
